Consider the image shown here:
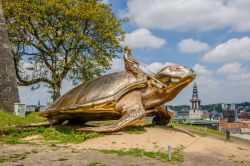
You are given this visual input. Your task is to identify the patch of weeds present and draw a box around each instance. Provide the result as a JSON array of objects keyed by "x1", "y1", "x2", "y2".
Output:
[
  {"x1": 196, "y1": 133, "x2": 208, "y2": 137},
  {"x1": 100, "y1": 147, "x2": 184, "y2": 163},
  {"x1": 167, "y1": 123, "x2": 174, "y2": 128},
  {"x1": 9, "y1": 153, "x2": 27, "y2": 160},
  {"x1": 0, "y1": 152, "x2": 29, "y2": 163},
  {"x1": 86, "y1": 162, "x2": 105, "y2": 166},
  {"x1": 41, "y1": 127, "x2": 104, "y2": 143},
  {"x1": 31, "y1": 149, "x2": 38, "y2": 153},
  {"x1": 137, "y1": 120, "x2": 152, "y2": 126},
  {"x1": 52, "y1": 147, "x2": 59, "y2": 151},
  {"x1": 0, "y1": 136, "x2": 22, "y2": 144},
  {"x1": 0, "y1": 156, "x2": 9, "y2": 163},
  {"x1": 172, "y1": 145, "x2": 185, "y2": 162},
  {"x1": 237, "y1": 147, "x2": 247, "y2": 150},
  {"x1": 49, "y1": 143, "x2": 57, "y2": 147},
  {"x1": 152, "y1": 142, "x2": 159, "y2": 148},
  {"x1": 128, "y1": 126, "x2": 145, "y2": 134},
  {"x1": 58, "y1": 157, "x2": 68, "y2": 161}
]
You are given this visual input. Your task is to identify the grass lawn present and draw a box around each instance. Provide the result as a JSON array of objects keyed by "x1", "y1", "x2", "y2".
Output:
[
  {"x1": 0, "y1": 110, "x2": 45, "y2": 126},
  {"x1": 172, "y1": 123, "x2": 226, "y2": 136},
  {"x1": 0, "y1": 110, "x2": 103, "y2": 144}
]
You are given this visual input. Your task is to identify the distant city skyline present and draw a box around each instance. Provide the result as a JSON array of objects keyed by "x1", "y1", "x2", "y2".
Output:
[{"x1": 19, "y1": 0, "x2": 250, "y2": 105}]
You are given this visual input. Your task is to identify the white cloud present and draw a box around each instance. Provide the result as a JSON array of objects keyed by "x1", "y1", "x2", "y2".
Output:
[
  {"x1": 217, "y1": 62, "x2": 250, "y2": 81},
  {"x1": 203, "y1": 37, "x2": 250, "y2": 62},
  {"x1": 106, "y1": 58, "x2": 124, "y2": 73},
  {"x1": 193, "y1": 64, "x2": 212, "y2": 76},
  {"x1": 123, "y1": 28, "x2": 166, "y2": 49},
  {"x1": 126, "y1": 0, "x2": 250, "y2": 32},
  {"x1": 178, "y1": 39, "x2": 210, "y2": 53},
  {"x1": 192, "y1": 65, "x2": 219, "y2": 102},
  {"x1": 145, "y1": 62, "x2": 174, "y2": 73},
  {"x1": 217, "y1": 62, "x2": 246, "y2": 75},
  {"x1": 196, "y1": 75, "x2": 219, "y2": 89}
]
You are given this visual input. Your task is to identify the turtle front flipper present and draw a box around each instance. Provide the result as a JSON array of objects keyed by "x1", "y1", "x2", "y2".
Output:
[
  {"x1": 77, "y1": 91, "x2": 146, "y2": 132},
  {"x1": 151, "y1": 105, "x2": 173, "y2": 125},
  {"x1": 77, "y1": 110, "x2": 145, "y2": 132}
]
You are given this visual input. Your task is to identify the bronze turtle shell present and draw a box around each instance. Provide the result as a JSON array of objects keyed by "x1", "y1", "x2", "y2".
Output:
[{"x1": 40, "y1": 72, "x2": 147, "y2": 118}]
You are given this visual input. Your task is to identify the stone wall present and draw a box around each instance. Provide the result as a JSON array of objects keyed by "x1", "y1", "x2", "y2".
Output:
[{"x1": 0, "y1": 1, "x2": 20, "y2": 113}]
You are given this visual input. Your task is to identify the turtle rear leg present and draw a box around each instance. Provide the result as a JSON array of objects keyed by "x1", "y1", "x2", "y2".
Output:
[
  {"x1": 151, "y1": 105, "x2": 173, "y2": 125},
  {"x1": 77, "y1": 91, "x2": 146, "y2": 132},
  {"x1": 21, "y1": 119, "x2": 59, "y2": 127}
]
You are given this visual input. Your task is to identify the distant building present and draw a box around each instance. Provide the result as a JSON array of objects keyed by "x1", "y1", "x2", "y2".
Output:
[
  {"x1": 239, "y1": 112, "x2": 250, "y2": 120},
  {"x1": 202, "y1": 110, "x2": 210, "y2": 120},
  {"x1": 26, "y1": 100, "x2": 47, "y2": 113},
  {"x1": 209, "y1": 110, "x2": 221, "y2": 120},
  {"x1": 223, "y1": 110, "x2": 236, "y2": 123},
  {"x1": 222, "y1": 103, "x2": 236, "y2": 110},
  {"x1": 177, "y1": 109, "x2": 189, "y2": 118},
  {"x1": 219, "y1": 103, "x2": 250, "y2": 133},
  {"x1": 26, "y1": 105, "x2": 36, "y2": 112},
  {"x1": 222, "y1": 103, "x2": 237, "y2": 122},
  {"x1": 219, "y1": 118, "x2": 249, "y2": 133},
  {"x1": 189, "y1": 82, "x2": 202, "y2": 119}
]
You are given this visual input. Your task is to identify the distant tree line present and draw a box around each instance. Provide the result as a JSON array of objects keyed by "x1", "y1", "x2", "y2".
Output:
[{"x1": 168, "y1": 102, "x2": 250, "y2": 112}]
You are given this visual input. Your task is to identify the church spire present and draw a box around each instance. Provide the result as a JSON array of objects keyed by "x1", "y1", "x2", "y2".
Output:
[
  {"x1": 190, "y1": 82, "x2": 201, "y2": 110},
  {"x1": 192, "y1": 82, "x2": 199, "y2": 100}
]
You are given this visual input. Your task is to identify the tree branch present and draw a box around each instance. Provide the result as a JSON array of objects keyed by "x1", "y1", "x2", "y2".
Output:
[{"x1": 13, "y1": 56, "x2": 53, "y2": 86}]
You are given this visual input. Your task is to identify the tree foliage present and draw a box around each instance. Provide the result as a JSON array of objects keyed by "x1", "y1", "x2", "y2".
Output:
[{"x1": 3, "y1": 0, "x2": 125, "y2": 100}]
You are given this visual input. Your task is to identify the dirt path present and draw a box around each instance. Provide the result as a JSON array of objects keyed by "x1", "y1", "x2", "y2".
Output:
[
  {"x1": 0, "y1": 143, "x2": 170, "y2": 166},
  {"x1": 183, "y1": 136, "x2": 250, "y2": 166},
  {"x1": 0, "y1": 127, "x2": 250, "y2": 166},
  {"x1": 74, "y1": 127, "x2": 196, "y2": 152}
]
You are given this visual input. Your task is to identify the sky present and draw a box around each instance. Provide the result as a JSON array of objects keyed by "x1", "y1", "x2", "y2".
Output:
[{"x1": 19, "y1": 0, "x2": 250, "y2": 106}]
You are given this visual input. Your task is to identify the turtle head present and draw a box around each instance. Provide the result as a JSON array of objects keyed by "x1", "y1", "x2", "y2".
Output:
[{"x1": 156, "y1": 65, "x2": 196, "y2": 98}]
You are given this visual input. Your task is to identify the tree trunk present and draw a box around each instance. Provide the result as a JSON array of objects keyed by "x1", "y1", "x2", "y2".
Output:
[{"x1": 52, "y1": 83, "x2": 61, "y2": 101}]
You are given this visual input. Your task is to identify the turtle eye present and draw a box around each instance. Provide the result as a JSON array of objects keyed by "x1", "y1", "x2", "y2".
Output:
[{"x1": 159, "y1": 76, "x2": 171, "y2": 85}]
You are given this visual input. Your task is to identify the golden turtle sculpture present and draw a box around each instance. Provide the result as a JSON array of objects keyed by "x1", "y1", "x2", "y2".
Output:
[{"x1": 28, "y1": 47, "x2": 195, "y2": 132}]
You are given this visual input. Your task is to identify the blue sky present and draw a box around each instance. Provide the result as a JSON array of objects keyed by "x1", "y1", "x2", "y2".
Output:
[{"x1": 19, "y1": 0, "x2": 250, "y2": 106}]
